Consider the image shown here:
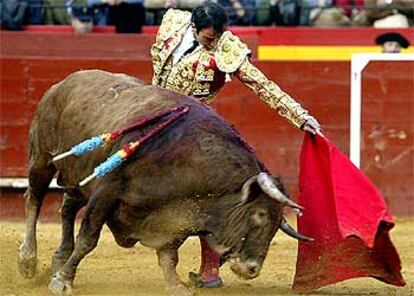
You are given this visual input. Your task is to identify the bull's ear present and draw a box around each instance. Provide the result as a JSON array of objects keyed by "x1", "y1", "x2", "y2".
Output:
[{"x1": 240, "y1": 175, "x2": 260, "y2": 204}]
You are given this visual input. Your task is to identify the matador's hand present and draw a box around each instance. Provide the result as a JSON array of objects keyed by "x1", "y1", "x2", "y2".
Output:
[{"x1": 302, "y1": 117, "x2": 321, "y2": 135}]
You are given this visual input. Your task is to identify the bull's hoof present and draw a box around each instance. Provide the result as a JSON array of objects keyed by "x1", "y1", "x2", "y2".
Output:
[
  {"x1": 18, "y1": 252, "x2": 37, "y2": 278},
  {"x1": 167, "y1": 283, "x2": 194, "y2": 296},
  {"x1": 188, "y1": 272, "x2": 223, "y2": 288},
  {"x1": 51, "y1": 252, "x2": 71, "y2": 275},
  {"x1": 48, "y1": 273, "x2": 73, "y2": 295}
]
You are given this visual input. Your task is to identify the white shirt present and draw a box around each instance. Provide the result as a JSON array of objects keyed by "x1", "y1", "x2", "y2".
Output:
[{"x1": 171, "y1": 26, "x2": 200, "y2": 65}]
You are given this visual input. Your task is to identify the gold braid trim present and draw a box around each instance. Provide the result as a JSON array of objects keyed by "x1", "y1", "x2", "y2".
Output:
[
  {"x1": 215, "y1": 31, "x2": 251, "y2": 73},
  {"x1": 151, "y1": 9, "x2": 191, "y2": 86},
  {"x1": 235, "y1": 58, "x2": 312, "y2": 128},
  {"x1": 155, "y1": 9, "x2": 191, "y2": 43}
]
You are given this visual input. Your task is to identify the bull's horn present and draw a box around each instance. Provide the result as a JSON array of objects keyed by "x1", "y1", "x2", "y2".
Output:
[
  {"x1": 256, "y1": 173, "x2": 303, "y2": 210},
  {"x1": 280, "y1": 218, "x2": 314, "y2": 241},
  {"x1": 240, "y1": 175, "x2": 258, "y2": 204}
]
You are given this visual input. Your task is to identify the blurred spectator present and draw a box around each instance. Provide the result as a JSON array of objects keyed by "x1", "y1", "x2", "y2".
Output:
[
  {"x1": 270, "y1": 0, "x2": 301, "y2": 25},
  {"x1": 375, "y1": 31, "x2": 410, "y2": 52},
  {"x1": 299, "y1": 0, "x2": 316, "y2": 25},
  {"x1": 144, "y1": 0, "x2": 203, "y2": 9},
  {"x1": 2, "y1": 0, "x2": 413, "y2": 29},
  {"x1": 106, "y1": 0, "x2": 146, "y2": 33},
  {"x1": 373, "y1": 13, "x2": 410, "y2": 27},
  {"x1": 45, "y1": 0, "x2": 105, "y2": 26},
  {"x1": 218, "y1": 0, "x2": 256, "y2": 25},
  {"x1": 1, "y1": 0, "x2": 29, "y2": 30},
  {"x1": 44, "y1": 0, "x2": 144, "y2": 32},
  {"x1": 70, "y1": 3, "x2": 95, "y2": 34},
  {"x1": 85, "y1": 0, "x2": 110, "y2": 25},
  {"x1": 69, "y1": 0, "x2": 147, "y2": 34},
  {"x1": 335, "y1": 0, "x2": 364, "y2": 18},
  {"x1": 308, "y1": 0, "x2": 351, "y2": 26},
  {"x1": 144, "y1": 0, "x2": 203, "y2": 24},
  {"x1": 44, "y1": 0, "x2": 71, "y2": 24},
  {"x1": 255, "y1": 0, "x2": 271, "y2": 25},
  {"x1": 365, "y1": 0, "x2": 413, "y2": 27},
  {"x1": 145, "y1": 0, "x2": 258, "y2": 26},
  {"x1": 308, "y1": 0, "x2": 371, "y2": 26},
  {"x1": 27, "y1": 0, "x2": 45, "y2": 24}
]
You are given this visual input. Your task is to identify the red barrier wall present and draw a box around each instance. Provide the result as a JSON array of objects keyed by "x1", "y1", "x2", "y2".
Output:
[
  {"x1": 1, "y1": 30, "x2": 413, "y2": 216},
  {"x1": 21, "y1": 25, "x2": 414, "y2": 45}
]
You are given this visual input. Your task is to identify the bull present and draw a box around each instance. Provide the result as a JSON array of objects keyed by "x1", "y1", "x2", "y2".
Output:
[{"x1": 18, "y1": 70, "x2": 310, "y2": 295}]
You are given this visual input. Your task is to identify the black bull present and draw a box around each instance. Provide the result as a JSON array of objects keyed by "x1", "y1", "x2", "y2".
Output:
[{"x1": 18, "y1": 70, "x2": 309, "y2": 295}]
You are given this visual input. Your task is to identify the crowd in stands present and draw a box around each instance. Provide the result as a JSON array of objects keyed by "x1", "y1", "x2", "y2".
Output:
[{"x1": 1, "y1": 0, "x2": 413, "y2": 33}]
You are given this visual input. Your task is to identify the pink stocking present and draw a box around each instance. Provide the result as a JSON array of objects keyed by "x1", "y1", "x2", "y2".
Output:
[{"x1": 199, "y1": 237, "x2": 220, "y2": 281}]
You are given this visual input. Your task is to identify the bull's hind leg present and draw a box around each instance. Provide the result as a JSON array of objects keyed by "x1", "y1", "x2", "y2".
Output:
[
  {"x1": 157, "y1": 244, "x2": 194, "y2": 296},
  {"x1": 49, "y1": 187, "x2": 115, "y2": 295},
  {"x1": 52, "y1": 193, "x2": 86, "y2": 274},
  {"x1": 19, "y1": 161, "x2": 56, "y2": 278}
]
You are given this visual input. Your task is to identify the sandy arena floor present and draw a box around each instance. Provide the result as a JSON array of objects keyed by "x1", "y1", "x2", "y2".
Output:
[{"x1": 1, "y1": 219, "x2": 413, "y2": 296}]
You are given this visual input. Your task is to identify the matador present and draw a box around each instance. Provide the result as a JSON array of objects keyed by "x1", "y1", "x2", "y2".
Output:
[{"x1": 150, "y1": 1, "x2": 321, "y2": 289}]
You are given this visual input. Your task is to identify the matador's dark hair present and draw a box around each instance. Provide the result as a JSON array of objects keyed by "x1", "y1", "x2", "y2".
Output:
[{"x1": 191, "y1": 1, "x2": 228, "y2": 34}]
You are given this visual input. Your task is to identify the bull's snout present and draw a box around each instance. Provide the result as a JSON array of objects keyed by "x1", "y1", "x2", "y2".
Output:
[{"x1": 229, "y1": 258, "x2": 261, "y2": 280}]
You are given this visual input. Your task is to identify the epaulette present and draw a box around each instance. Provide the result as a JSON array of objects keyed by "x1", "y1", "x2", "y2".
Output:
[
  {"x1": 215, "y1": 31, "x2": 251, "y2": 73},
  {"x1": 157, "y1": 9, "x2": 191, "y2": 42}
]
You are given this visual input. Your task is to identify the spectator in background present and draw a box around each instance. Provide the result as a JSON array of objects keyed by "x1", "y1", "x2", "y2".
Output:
[
  {"x1": 144, "y1": 0, "x2": 204, "y2": 25},
  {"x1": 69, "y1": 0, "x2": 145, "y2": 34},
  {"x1": 255, "y1": 0, "x2": 271, "y2": 25},
  {"x1": 45, "y1": 0, "x2": 108, "y2": 27},
  {"x1": 365, "y1": 0, "x2": 413, "y2": 27},
  {"x1": 44, "y1": 0, "x2": 71, "y2": 24},
  {"x1": 143, "y1": 0, "x2": 200, "y2": 10},
  {"x1": 0, "y1": 0, "x2": 44, "y2": 29},
  {"x1": 1, "y1": 0, "x2": 29, "y2": 30},
  {"x1": 218, "y1": 0, "x2": 256, "y2": 25},
  {"x1": 70, "y1": 3, "x2": 95, "y2": 33},
  {"x1": 335, "y1": 0, "x2": 365, "y2": 18},
  {"x1": 148, "y1": 0, "x2": 259, "y2": 27},
  {"x1": 308, "y1": 0, "x2": 369, "y2": 26},
  {"x1": 308, "y1": 0, "x2": 351, "y2": 26},
  {"x1": 375, "y1": 32, "x2": 410, "y2": 53},
  {"x1": 270, "y1": 0, "x2": 301, "y2": 26},
  {"x1": 84, "y1": 0, "x2": 110, "y2": 25},
  {"x1": 27, "y1": 0, "x2": 45, "y2": 24},
  {"x1": 105, "y1": 0, "x2": 146, "y2": 33}
]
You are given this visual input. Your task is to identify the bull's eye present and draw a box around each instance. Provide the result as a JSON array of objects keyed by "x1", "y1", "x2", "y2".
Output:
[{"x1": 252, "y1": 210, "x2": 267, "y2": 225}]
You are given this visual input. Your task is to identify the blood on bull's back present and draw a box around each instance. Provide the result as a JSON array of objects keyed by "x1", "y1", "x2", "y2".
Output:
[{"x1": 34, "y1": 70, "x2": 262, "y2": 192}]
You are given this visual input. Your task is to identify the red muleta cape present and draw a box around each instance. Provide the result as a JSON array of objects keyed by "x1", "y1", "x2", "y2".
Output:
[{"x1": 293, "y1": 134, "x2": 405, "y2": 291}]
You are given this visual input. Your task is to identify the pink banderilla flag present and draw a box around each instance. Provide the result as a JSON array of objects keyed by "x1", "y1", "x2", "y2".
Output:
[{"x1": 293, "y1": 134, "x2": 405, "y2": 291}]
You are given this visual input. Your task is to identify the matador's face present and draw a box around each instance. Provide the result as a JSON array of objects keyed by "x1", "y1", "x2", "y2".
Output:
[{"x1": 194, "y1": 26, "x2": 222, "y2": 51}]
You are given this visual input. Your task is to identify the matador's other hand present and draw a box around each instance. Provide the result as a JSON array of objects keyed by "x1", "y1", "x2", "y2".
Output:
[{"x1": 302, "y1": 117, "x2": 321, "y2": 135}]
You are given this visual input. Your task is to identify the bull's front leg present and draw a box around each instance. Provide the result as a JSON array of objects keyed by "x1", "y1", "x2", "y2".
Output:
[
  {"x1": 157, "y1": 246, "x2": 193, "y2": 296},
  {"x1": 51, "y1": 193, "x2": 86, "y2": 274},
  {"x1": 49, "y1": 188, "x2": 115, "y2": 295}
]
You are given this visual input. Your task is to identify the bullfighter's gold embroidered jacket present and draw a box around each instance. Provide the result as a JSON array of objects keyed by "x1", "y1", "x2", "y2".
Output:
[{"x1": 150, "y1": 9, "x2": 312, "y2": 128}]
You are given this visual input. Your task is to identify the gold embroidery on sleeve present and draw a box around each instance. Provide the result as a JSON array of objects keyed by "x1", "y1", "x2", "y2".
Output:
[{"x1": 236, "y1": 58, "x2": 312, "y2": 128}]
